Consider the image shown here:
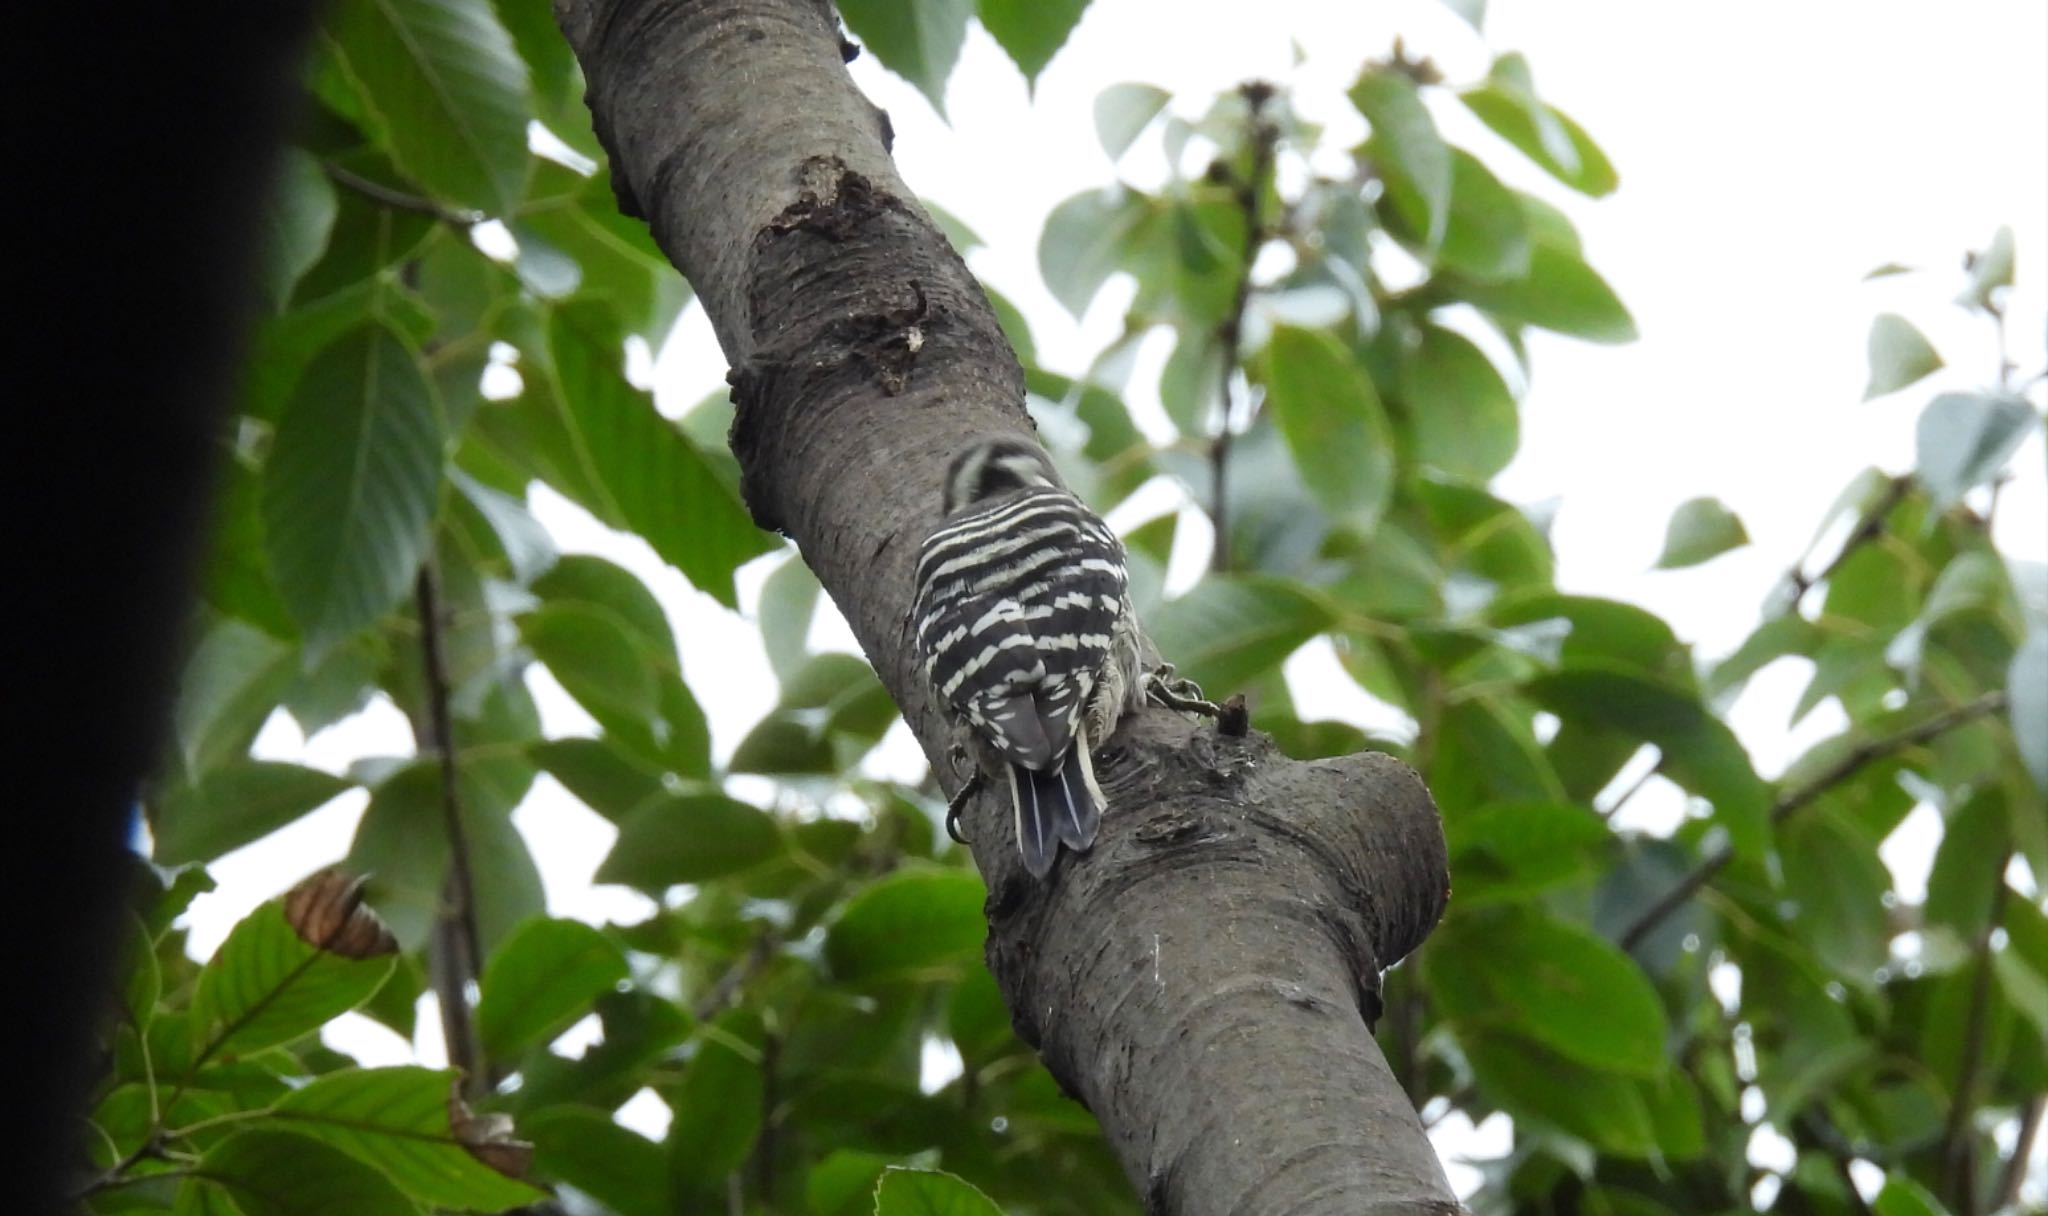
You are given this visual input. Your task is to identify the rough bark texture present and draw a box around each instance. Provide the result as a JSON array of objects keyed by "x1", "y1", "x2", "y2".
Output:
[{"x1": 557, "y1": 2, "x2": 1459, "y2": 1211}]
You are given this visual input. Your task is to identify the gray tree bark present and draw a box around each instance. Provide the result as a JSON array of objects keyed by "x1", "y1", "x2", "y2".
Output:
[{"x1": 554, "y1": 1, "x2": 1460, "y2": 1211}]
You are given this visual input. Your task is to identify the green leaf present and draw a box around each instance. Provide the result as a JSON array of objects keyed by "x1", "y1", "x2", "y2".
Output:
[
  {"x1": 191, "y1": 901, "x2": 396, "y2": 1061},
  {"x1": 1863, "y1": 313, "x2": 1944, "y2": 399},
  {"x1": 262, "y1": 149, "x2": 340, "y2": 310},
  {"x1": 477, "y1": 918, "x2": 630, "y2": 1059},
  {"x1": 979, "y1": 0, "x2": 1090, "y2": 84},
  {"x1": 838, "y1": 0, "x2": 972, "y2": 111},
  {"x1": 521, "y1": 602, "x2": 661, "y2": 726},
  {"x1": 1925, "y1": 790, "x2": 2009, "y2": 940},
  {"x1": 263, "y1": 325, "x2": 445, "y2": 656},
  {"x1": 177, "y1": 1129, "x2": 418, "y2": 1216},
  {"x1": 155, "y1": 762, "x2": 354, "y2": 865},
  {"x1": 1529, "y1": 664, "x2": 1770, "y2": 857},
  {"x1": 172, "y1": 617, "x2": 299, "y2": 775},
  {"x1": 2010, "y1": 629, "x2": 2048, "y2": 790},
  {"x1": 872, "y1": 1166, "x2": 1005, "y2": 1216},
  {"x1": 1093, "y1": 82, "x2": 1169, "y2": 160},
  {"x1": 1429, "y1": 909, "x2": 1669, "y2": 1076},
  {"x1": 1039, "y1": 186, "x2": 1149, "y2": 317},
  {"x1": 1430, "y1": 149, "x2": 1533, "y2": 281},
  {"x1": 533, "y1": 553, "x2": 678, "y2": 661},
  {"x1": 532, "y1": 736, "x2": 666, "y2": 821},
  {"x1": 826, "y1": 868, "x2": 986, "y2": 983},
  {"x1": 1458, "y1": 54, "x2": 1617, "y2": 196},
  {"x1": 271, "y1": 1066, "x2": 543, "y2": 1209},
  {"x1": 524, "y1": 1106, "x2": 668, "y2": 1216},
  {"x1": 540, "y1": 302, "x2": 773, "y2": 605},
  {"x1": 1654, "y1": 496, "x2": 1750, "y2": 569},
  {"x1": 1915, "y1": 391, "x2": 2037, "y2": 511},
  {"x1": 320, "y1": 0, "x2": 533, "y2": 213},
  {"x1": 1445, "y1": 802, "x2": 1609, "y2": 907},
  {"x1": 759, "y1": 553, "x2": 823, "y2": 682},
  {"x1": 347, "y1": 762, "x2": 544, "y2": 951},
  {"x1": 1150, "y1": 576, "x2": 1334, "y2": 695},
  {"x1": 512, "y1": 164, "x2": 691, "y2": 342},
  {"x1": 1350, "y1": 69, "x2": 1451, "y2": 251},
  {"x1": 450, "y1": 470, "x2": 556, "y2": 585},
  {"x1": 1262, "y1": 326, "x2": 1395, "y2": 525},
  {"x1": 595, "y1": 793, "x2": 783, "y2": 889},
  {"x1": 1449, "y1": 236, "x2": 1636, "y2": 343},
  {"x1": 1396, "y1": 323, "x2": 1519, "y2": 479},
  {"x1": 668, "y1": 1009, "x2": 765, "y2": 1192},
  {"x1": 1954, "y1": 225, "x2": 2015, "y2": 312},
  {"x1": 1872, "y1": 1176, "x2": 1951, "y2": 1216},
  {"x1": 1780, "y1": 810, "x2": 1892, "y2": 982},
  {"x1": 1460, "y1": 1031, "x2": 1657, "y2": 1156}
]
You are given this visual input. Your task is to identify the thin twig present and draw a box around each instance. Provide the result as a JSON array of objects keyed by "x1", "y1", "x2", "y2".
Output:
[
  {"x1": 1209, "y1": 80, "x2": 1279, "y2": 574},
  {"x1": 1780, "y1": 474, "x2": 1912, "y2": 609},
  {"x1": 1598, "y1": 753, "x2": 1664, "y2": 820},
  {"x1": 1995, "y1": 1096, "x2": 2045, "y2": 1212},
  {"x1": 322, "y1": 160, "x2": 480, "y2": 228},
  {"x1": 415, "y1": 564, "x2": 486, "y2": 1097},
  {"x1": 694, "y1": 927, "x2": 781, "y2": 1023},
  {"x1": 70, "y1": 1134, "x2": 166, "y2": 1200},
  {"x1": 1944, "y1": 876, "x2": 2013, "y2": 1216},
  {"x1": 1617, "y1": 691, "x2": 2009, "y2": 951}
]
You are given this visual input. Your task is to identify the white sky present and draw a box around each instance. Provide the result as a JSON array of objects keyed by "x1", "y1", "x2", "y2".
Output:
[{"x1": 183, "y1": 0, "x2": 2046, "y2": 1203}]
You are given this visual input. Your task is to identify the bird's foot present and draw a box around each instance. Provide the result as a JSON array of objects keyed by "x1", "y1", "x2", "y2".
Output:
[
  {"x1": 1145, "y1": 664, "x2": 1221, "y2": 719},
  {"x1": 944, "y1": 771, "x2": 984, "y2": 845}
]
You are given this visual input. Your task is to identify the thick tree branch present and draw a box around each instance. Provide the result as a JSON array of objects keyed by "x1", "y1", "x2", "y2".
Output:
[{"x1": 555, "y1": 2, "x2": 1456, "y2": 1210}]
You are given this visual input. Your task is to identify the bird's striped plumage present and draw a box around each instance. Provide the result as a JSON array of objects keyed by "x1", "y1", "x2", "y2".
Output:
[{"x1": 912, "y1": 440, "x2": 1138, "y2": 876}]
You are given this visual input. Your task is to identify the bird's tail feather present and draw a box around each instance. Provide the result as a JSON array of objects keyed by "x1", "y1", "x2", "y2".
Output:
[{"x1": 1007, "y1": 750, "x2": 1102, "y2": 878}]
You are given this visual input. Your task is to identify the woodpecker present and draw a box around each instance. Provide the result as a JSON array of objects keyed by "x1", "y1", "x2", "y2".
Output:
[{"x1": 911, "y1": 437, "x2": 1145, "y2": 877}]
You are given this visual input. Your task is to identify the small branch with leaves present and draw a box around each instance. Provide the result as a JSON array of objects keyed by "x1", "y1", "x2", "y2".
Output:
[{"x1": 1209, "y1": 80, "x2": 1280, "y2": 574}]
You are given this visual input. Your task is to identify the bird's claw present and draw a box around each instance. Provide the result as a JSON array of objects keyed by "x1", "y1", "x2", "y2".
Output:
[
  {"x1": 1145, "y1": 664, "x2": 1221, "y2": 719},
  {"x1": 944, "y1": 771, "x2": 983, "y2": 845}
]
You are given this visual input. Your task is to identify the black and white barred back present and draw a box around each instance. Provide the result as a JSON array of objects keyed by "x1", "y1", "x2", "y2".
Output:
[{"x1": 912, "y1": 438, "x2": 1141, "y2": 877}]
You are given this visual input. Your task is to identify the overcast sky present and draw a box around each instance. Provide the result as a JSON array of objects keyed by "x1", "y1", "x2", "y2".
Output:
[{"x1": 192, "y1": 0, "x2": 2046, "y2": 1200}]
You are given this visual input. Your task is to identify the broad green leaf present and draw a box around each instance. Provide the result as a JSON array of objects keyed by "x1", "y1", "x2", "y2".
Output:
[
  {"x1": 1445, "y1": 802, "x2": 1609, "y2": 907},
  {"x1": 272, "y1": 1066, "x2": 543, "y2": 1209},
  {"x1": 320, "y1": 0, "x2": 533, "y2": 213},
  {"x1": 283, "y1": 633, "x2": 386, "y2": 735},
  {"x1": 1093, "y1": 82, "x2": 1170, "y2": 160},
  {"x1": 808, "y1": 1149, "x2": 895, "y2": 1216},
  {"x1": 1489, "y1": 592, "x2": 1693, "y2": 688},
  {"x1": 190, "y1": 901, "x2": 396, "y2": 1062},
  {"x1": 838, "y1": 0, "x2": 972, "y2": 111},
  {"x1": 1529, "y1": 664, "x2": 1770, "y2": 857},
  {"x1": 1654, "y1": 496, "x2": 1749, "y2": 569},
  {"x1": 759, "y1": 552, "x2": 823, "y2": 682},
  {"x1": 1351, "y1": 69, "x2": 1451, "y2": 251},
  {"x1": 531, "y1": 736, "x2": 666, "y2": 821},
  {"x1": 540, "y1": 302, "x2": 773, "y2": 605},
  {"x1": 2011, "y1": 629, "x2": 2048, "y2": 790},
  {"x1": 667, "y1": 1009, "x2": 765, "y2": 1192},
  {"x1": 477, "y1": 917, "x2": 630, "y2": 1059},
  {"x1": 172, "y1": 617, "x2": 298, "y2": 775},
  {"x1": 524, "y1": 1106, "x2": 668, "y2": 1216},
  {"x1": 1780, "y1": 810, "x2": 1891, "y2": 983},
  {"x1": 979, "y1": 0, "x2": 1090, "y2": 84},
  {"x1": 595, "y1": 793, "x2": 783, "y2": 889},
  {"x1": 263, "y1": 325, "x2": 445, "y2": 655},
  {"x1": 1039, "y1": 187, "x2": 1149, "y2": 317},
  {"x1": 1863, "y1": 313, "x2": 1943, "y2": 399},
  {"x1": 513, "y1": 164, "x2": 691, "y2": 342},
  {"x1": 155, "y1": 762, "x2": 354, "y2": 865},
  {"x1": 1396, "y1": 323, "x2": 1519, "y2": 479},
  {"x1": 1872, "y1": 1176, "x2": 1950, "y2": 1216},
  {"x1": 1435, "y1": 149, "x2": 1532, "y2": 280},
  {"x1": 512, "y1": 989, "x2": 690, "y2": 1113},
  {"x1": 533, "y1": 553, "x2": 678, "y2": 661},
  {"x1": 1924, "y1": 790, "x2": 2009, "y2": 940},
  {"x1": 1461, "y1": 1031, "x2": 1657, "y2": 1156},
  {"x1": 1915, "y1": 391, "x2": 2037, "y2": 510},
  {"x1": 1262, "y1": 326, "x2": 1395, "y2": 524},
  {"x1": 826, "y1": 868, "x2": 986, "y2": 983},
  {"x1": 1449, "y1": 238, "x2": 1636, "y2": 343},
  {"x1": 1954, "y1": 225, "x2": 2015, "y2": 312},
  {"x1": 1415, "y1": 478, "x2": 1555, "y2": 593},
  {"x1": 521, "y1": 602, "x2": 661, "y2": 727},
  {"x1": 873, "y1": 1166, "x2": 1005, "y2": 1216},
  {"x1": 176, "y1": 1129, "x2": 417, "y2": 1216},
  {"x1": 261, "y1": 149, "x2": 340, "y2": 309},
  {"x1": 450, "y1": 470, "x2": 556, "y2": 585},
  {"x1": 1430, "y1": 909, "x2": 1669, "y2": 1076},
  {"x1": 1150, "y1": 576, "x2": 1333, "y2": 694},
  {"x1": 200, "y1": 454, "x2": 298, "y2": 638},
  {"x1": 1459, "y1": 54, "x2": 1617, "y2": 196},
  {"x1": 346, "y1": 761, "x2": 544, "y2": 951}
]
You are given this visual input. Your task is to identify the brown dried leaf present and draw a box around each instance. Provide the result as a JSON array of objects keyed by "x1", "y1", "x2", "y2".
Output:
[
  {"x1": 282, "y1": 869, "x2": 398, "y2": 958},
  {"x1": 449, "y1": 1089, "x2": 536, "y2": 1179}
]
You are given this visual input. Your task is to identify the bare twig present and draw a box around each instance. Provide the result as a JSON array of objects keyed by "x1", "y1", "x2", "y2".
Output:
[
  {"x1": 1209, "y1": 80, "x2": 1279, "y2": 574},
  {"x1": 322, "y1": 160, "x2": 481, "y2": 228},
  {"x1": 1617, "y1": 691, "x2": 2009, "y2": 952},
  {"x1": 1780, "y1": 474, "x2": 1911, "y2": 609},
  {"x1": 415, "y1": 564, "x2": 486, "y2": 1097},
  {"x1": 694, "y1": 927, "x2": 781, "y2": 1023},
  {"x1": 1598, "y1": 753, "x2": 1664, "y2": 820},
  {"x1": 1944, "y1": 876, "x2": 2013, "y2": 1215}
]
